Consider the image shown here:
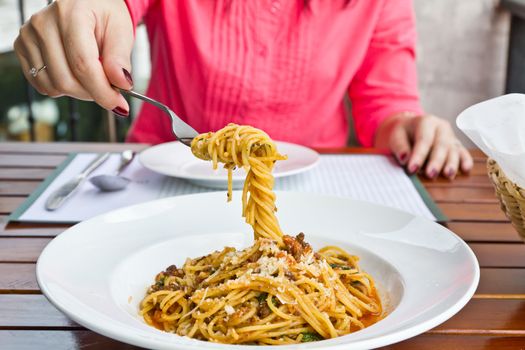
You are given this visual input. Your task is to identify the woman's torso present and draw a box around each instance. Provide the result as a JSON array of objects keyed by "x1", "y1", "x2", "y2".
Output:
[{"x1": 129, "y1": 0, "x2": 384, "y2": 147}]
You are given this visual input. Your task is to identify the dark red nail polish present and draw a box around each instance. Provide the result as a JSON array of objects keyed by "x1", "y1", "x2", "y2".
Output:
[
  {"x1": 447, "y1": 169, "x2": 456, "y2": 178},
  {"x1": 429, "y1": 169, "x2": 437, "y2": 179},
  {"x1": 409, "y1": 164, "x2": 419, "y2": 174},
  {"x1": 112, "y1": 107, "x2": 129, "y2": 117},
  {"x1": 123, "y1": 68, "x2": 133, "y2": 86}
]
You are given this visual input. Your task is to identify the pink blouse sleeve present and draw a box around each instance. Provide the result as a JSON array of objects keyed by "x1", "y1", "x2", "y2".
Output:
[
  {"x1": 348, "y1": 0, "x2": 424, "y2": 147},
  {"x1": 124, "y1": 0, "x2": 159, "y2": 30}
]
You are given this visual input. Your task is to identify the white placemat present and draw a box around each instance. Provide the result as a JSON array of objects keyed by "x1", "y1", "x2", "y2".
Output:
[{"x1": 12, "y1": 153, "x2": 438, "y2": 223}]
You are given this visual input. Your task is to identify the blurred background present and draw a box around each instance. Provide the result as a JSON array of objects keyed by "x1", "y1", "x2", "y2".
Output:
[{"x1": 0, "y1": 0, "x2": 519, "y2": 146}]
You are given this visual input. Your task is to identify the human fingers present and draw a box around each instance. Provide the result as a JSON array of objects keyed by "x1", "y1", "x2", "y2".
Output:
[
  {"x1": 27, "y1": 8, "x2": 91, "y2": 100},
  {"x1": 459, "y1": 146, "x2": 474, "y2": 173},
  {"x1": 13, "y1": 24, "x2": 56, "y2": 96},
  {"x1": 407, "y1": 116, "x2": 437, "y2": 174},
  {"x1": 58, "y1": 4, "x2": 128, "y2": 113},
  {"x1": 443, "y1": 144, "x2": 460, "y2": 179},
  {"x1": 100, "y1": 4, "x2": 134, "y2": 90},
  {"x1": 424, "y1": 123, "x2": 455, "y2": 178},
  {"x1": 388, "y1": 121, "x2": 412, "y2": 166}
]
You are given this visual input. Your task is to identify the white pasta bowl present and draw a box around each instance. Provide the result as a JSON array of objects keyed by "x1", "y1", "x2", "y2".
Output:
[{"x1": 37, "y1": 191, "x2": 479, "y2": 349}]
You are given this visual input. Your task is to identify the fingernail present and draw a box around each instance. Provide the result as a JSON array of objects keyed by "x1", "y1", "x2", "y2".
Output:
[
  {"x1": 409, "y1": 164, "x2": 419, "y2": 174},
  {"x1": 428, "y1": 168, "x2": 438, "y2": 179},
  {"x1": 447, "y1": 168, "x2": 456, "y2": 179},
  {"x1": 398, "y1": 152, "x2": 408, "y2": 164},
  {"x1": 112, "y1": 107, "x2": 129, "y2": 117},
  {"x1": 123, "y1": 68, "x2": 133, "y2": 87}
]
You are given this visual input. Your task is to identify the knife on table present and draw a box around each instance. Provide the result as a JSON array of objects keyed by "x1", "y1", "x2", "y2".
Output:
[{"x1": 45, "y1": 153, "x2": 110, "y2": 211}]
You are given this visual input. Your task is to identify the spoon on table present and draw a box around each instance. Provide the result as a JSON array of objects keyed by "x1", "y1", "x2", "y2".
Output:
[{"x1": 89, "y1": 150, "x2": 135, "y2": 191}]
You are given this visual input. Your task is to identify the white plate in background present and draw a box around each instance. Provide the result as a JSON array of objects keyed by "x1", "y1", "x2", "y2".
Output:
[{"x1": 139, "y1": 141, "x2": 319, "y2": 189}]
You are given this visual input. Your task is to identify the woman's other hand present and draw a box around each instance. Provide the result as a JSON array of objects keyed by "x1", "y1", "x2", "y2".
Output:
[
  {"x1": 375, "y1": 113, "x2": 473, "y2": 179},
  {"x1": 13, "y1": 0, "x2": 134, "y2": 116}
]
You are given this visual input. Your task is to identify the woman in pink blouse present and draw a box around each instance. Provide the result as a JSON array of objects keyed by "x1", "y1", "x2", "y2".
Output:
[{"x1": 13, "y1": 0, "x2": 473, "y2": 178}]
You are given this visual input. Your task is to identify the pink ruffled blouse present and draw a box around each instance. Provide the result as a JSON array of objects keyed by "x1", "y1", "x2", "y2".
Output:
[{"x1": 125, "y1": 0, "x2": 423, "y2": 147}]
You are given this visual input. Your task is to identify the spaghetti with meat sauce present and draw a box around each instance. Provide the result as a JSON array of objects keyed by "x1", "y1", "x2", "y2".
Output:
[{"x1": 140, "y1": 124, "x2": 382, "y2": 344}]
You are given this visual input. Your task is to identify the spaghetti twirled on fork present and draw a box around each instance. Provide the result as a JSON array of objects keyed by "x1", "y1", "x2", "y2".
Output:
[{"x1": 140, "y1": 123, "x2": 382, "y2": 344}]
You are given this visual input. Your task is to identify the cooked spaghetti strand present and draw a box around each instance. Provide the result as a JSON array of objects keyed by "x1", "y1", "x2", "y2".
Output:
[
  {"x1": 191, "y1": 123, "x2": 286, "y2": 243},
  {"x1": 140, "y1": 124, "x2": 382, "y2": 344}
]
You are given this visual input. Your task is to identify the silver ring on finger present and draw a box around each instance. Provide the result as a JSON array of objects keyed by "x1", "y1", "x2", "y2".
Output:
[{"x1": 29, "y1": 65, "x2": 47, "y2": 78}]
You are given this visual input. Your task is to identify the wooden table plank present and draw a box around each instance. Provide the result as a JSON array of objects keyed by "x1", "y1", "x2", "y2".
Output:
[
  {"x1": 15, "y1": 178, "x2": 502, "y2": 203},
  {"x1": 0, "y1": 227, "x2": 67, "y2": 238},
  {"x1": 0, "y1": 142, "x2": 148, "y2": 154},
  {"x1": 0, "y1": 238, "x2": 51, "y2": 263},
  {"x1": 421, "y1": 175, "x2": 494, "y2": 188},
  {"x1": 0, "y1": 155, "x2": 67, "y2": 168},
  {"x1": 384, "y1": 334, "x2": 525, "y2": 349},
  {"x1": 440, "y1": 203, "x2": 508, "y2": 221},
  {"x1": 1, "y1": 295, "x2": 523, "y2": 333},
  {"x1": 432, "y1": 299, "x2": 525, "y2": 333},
  {"x1": 447, "y1": 222, "x2": 522, "y2": 243},
  {"x1": 0, "y1": 182, "x2": 39, "y2": 196},
  {"x1": 0, "y1": 197, "x2": 26, "y2": 215},
  {"x1": 0, "y1": 216, "x2": 67, "y2": 238},
  {"x1": 472, "y1": 155, "x2": 488, "y2": 163},
  {"x1": 0, "y1": 142, "x2": 482, "y2": 158},
  {"x1": 470, "y1": 243, "x2": 525, "y2": 268},
  {"x1": 3, "y1": 239, "x2": 523, "y2": 269},
  {"x1": 1, "y1": 332, "x2": 524, "y2": 350},
  {"x1": 428, "y1": 186, "x2": 499, "y2": 204},
  {"x1": 0, "y1": 295, "x2": 78, "y2": 328},
  {"x1": 3, "y1": 263, "x2": 524, "y2": 296},
  {"x1": 466, "y1": 162, "x2": 490, "y2": 176},
  {"x1": 0, "y1": 330, "x2": 143, "y2": 350},
  {"x1": 14, "y1": 218, "x2": 524, "y2": 240},
  {"x1": 5, "y1": 196, "x2": 509, "y2": 223},
  {"x1": 477, "y1": 268, "x2": 525, "y2": 295},
  {"x1": 0, "y1": 168, "x2": 53, "y2": 181},
  {"x1": 0, "y1": 264, "x2": 38, "y2": 294}
]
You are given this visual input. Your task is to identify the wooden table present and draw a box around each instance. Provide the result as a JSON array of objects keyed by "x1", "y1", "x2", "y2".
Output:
[{"x1": 1, "y1": 142, "x2": 524, "y2": 349}]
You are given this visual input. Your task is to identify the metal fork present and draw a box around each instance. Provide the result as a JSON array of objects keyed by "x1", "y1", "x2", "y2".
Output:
[{"x1": 117, "y1": 88, "x2": 198, "y2": 146}]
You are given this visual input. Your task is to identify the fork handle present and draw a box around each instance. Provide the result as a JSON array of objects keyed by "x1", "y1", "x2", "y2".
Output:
[
  {"x1": 117, "y1": 88, "x2": 167, "y2": 112},
  {"x1": 114, "y1": 86, "x2": 198, "y2": 147}
]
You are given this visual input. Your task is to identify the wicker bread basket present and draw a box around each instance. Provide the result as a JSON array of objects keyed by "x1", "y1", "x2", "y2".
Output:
[{"x1": 487, "y1": 158, "x2": 525, "y2": 239}]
